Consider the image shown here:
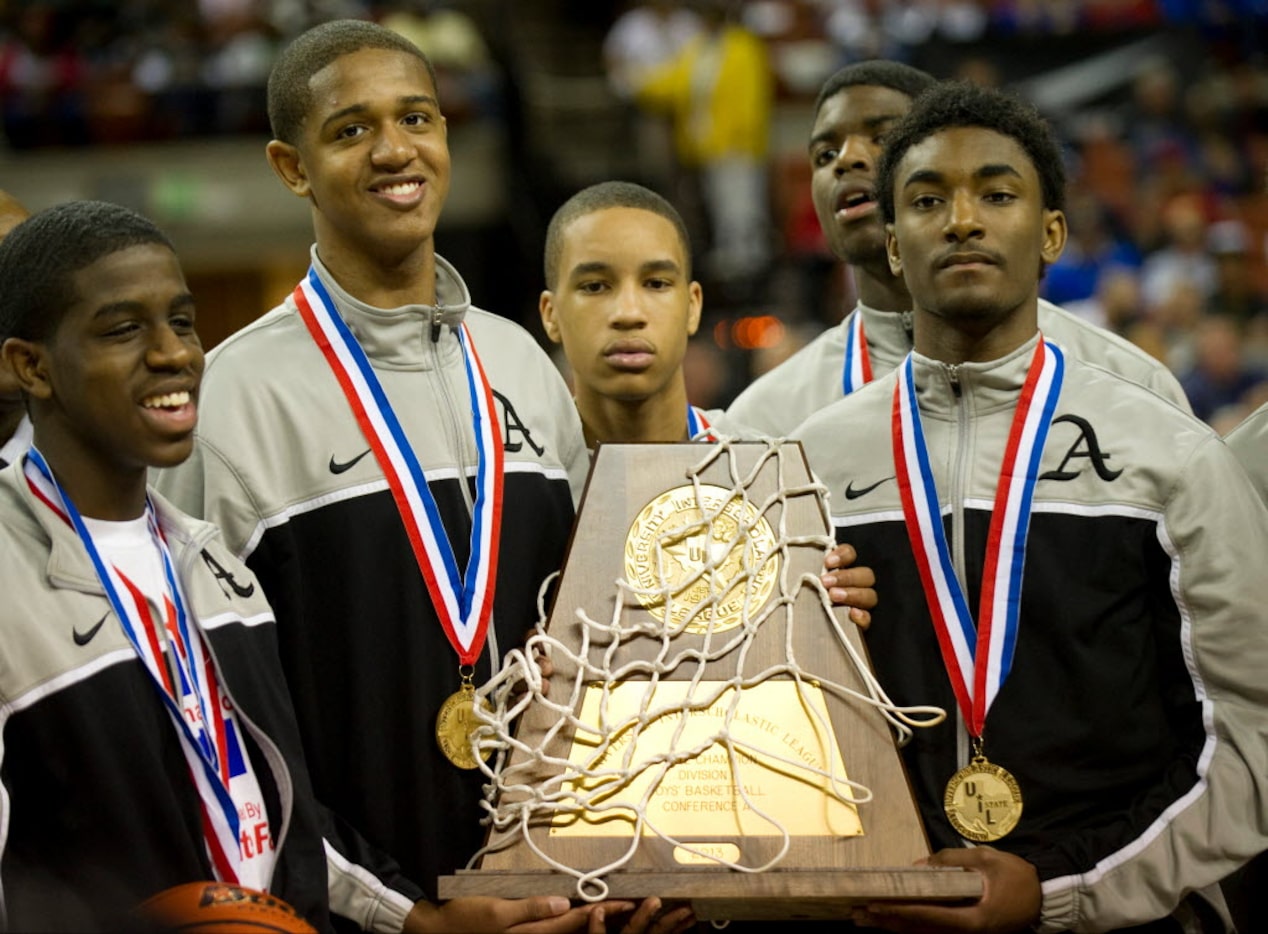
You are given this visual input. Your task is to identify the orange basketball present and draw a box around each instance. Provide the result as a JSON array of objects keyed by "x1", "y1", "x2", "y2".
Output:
[{"x1": 137, "y1": 882, "x2": 317, "y2": 933}]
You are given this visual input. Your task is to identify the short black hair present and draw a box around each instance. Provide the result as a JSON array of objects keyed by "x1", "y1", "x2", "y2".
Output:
[
  {"x1": 267, "y1": 19, "x2": 438, "y2": 146},
  {"x1": 813, "y1": 60, "x2": 937, "y2": 122},
  {"x1": 544, "y1": 181, "x2": 693, "y2": 288},
  {"x1": 0, "y1": 200, "x2": 174, "y2": 344},
  {"x1": 876, "y1": 81, "x2": 1066, "y2": 225}
]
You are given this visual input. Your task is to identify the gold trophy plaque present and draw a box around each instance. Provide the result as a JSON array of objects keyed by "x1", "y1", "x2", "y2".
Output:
[{"x1": 440, "y1": 443, "x2": 981, "y2": 920}]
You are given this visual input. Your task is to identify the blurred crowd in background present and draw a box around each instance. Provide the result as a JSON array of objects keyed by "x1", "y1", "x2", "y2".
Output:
[{"x1": 2, "y1": 0, "x2": 1268, "y2": 431}]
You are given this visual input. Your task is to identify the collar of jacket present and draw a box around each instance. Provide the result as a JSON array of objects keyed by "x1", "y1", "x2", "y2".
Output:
[
  {"x1": 307, "y1": 246, "x2": 473, "y2": 371},
  {"x1": 5, "y1": 467, "x2": 218, "y2": 597},
  {"x1": 909, "y1": 331, "x2": 1045, "y2": 421},
  {"x1": 855, "y1": 301, "x2": 915, "y2": 354}
]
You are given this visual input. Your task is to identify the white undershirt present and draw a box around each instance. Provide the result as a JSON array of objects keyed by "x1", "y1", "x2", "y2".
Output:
[{"x1": 85, "y1": 514, "x2": 277, "y2": 890}]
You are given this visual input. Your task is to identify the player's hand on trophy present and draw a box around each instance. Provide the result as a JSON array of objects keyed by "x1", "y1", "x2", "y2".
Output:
[
  {"x1": 587, "y1": 896, "x2": 696, "y2": 934},
  {"x1": 526, "y1": 642, "x2": 553, "y2": 699},
  {"x1": 404, "y1": 895, "x2": 638, "y2": 933},
  {"x1": 848, "y1": 846, "x2": 1041, "y2": 933},
  {"x1": 822, "y1": 542, "x2": 877, "y2": 629}
]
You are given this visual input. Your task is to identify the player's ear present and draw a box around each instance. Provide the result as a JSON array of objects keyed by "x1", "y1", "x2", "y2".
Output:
[
  {"x1": 1041, "y1": 208, "x2": 1067, "y2": 266},
  {"x1": 886, "y1": 223, "x2": 902, "y2": 276},
  {"x1": 266, "y1": 139, "x2": 310, "y2": 198},
  {"x1": 2, "y1": 337, "x2": 53, "y2": 401},
  {"x1": 539, "y1": 290, "x2": 562, "y2": 343},
  {"x1": 686, "y1": 281, "x2": 703, "y2": 337}
]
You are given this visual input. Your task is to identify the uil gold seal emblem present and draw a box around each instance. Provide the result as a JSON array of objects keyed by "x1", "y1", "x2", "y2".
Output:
[
  {"x1": 624, "y1": 483, "x2": 779, "y2": 634},
  {"x1": 436, "y1": 684, "x2": 492, "y2": 770},
  {"x1": 943, "y1": 756, "x2": 1023, "y2": 842}
]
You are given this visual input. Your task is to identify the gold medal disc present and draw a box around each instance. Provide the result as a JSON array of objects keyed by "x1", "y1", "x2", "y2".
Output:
[
  {"x1": 435, "y1": 685, "x2": 491, "y2": 770},
  {"x1": 943, "y1": 756, "x2": 1023, "y2": 842},
  {"x1": 624, "y1": 483, "x2": 779, "y2": 634}
]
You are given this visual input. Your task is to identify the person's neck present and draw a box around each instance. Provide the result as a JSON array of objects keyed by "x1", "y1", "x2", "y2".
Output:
[
  {"x1": 576, "y1": 382, "x2": 690, "y2": 447},
  {"x1": 0, "y1": 404, "x2": 24, "y2": 449},
  {"x1": 315, "y1": 241, "x2": 438, "y2": 309},
  {"x1": 32, "y1": 431, "x2": 147, "y2": 521},
  {"x1": 913, "y1": 302, "x2": 1040, "y2": 365},
  {"x1": 851, "y1": 261, "x2": 912, "y2": 313}
]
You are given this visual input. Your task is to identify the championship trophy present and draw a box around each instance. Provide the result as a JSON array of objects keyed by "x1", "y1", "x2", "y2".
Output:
[{"x1": 439, "y1": 441, "x2": 981, "y2": 921}]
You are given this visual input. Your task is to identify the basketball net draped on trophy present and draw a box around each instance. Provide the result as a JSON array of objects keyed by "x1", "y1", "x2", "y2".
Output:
[{"x1": 439, "y1": 440, "x2": 982, "y2": 921}]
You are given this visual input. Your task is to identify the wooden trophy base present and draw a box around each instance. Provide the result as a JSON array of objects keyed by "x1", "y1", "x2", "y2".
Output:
[
  {"x1": 441, "y1": 868, "x2": 981, "y2": 921},
  {"x1": 440, "y1": 443, "x2": 979, "y2": 919}
]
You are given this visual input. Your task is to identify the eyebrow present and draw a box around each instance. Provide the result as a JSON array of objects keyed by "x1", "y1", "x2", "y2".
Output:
[
  {"x1": 567, "y1": 257, "x2": 682, "y2": 279},
  {"x1": 808, "y1": 113, "x2": 902, "y2": 151},
  {"x1": 639, "y1": 259, "x2": 681, "y2": 276},
  {"x1": 320, "y1": 94, "x2": 438, "y2": 133},
  {"x1": 567, "y1": 261, "x2": 614, "y2": 280},
  {"x1": 92, "y1": 301, "x2": 145, "y2": 320},
  {"x1": 92, "y1": 293, "x2": 195, "y2": 320},
  {"x1": 901, "y1": 163, "x2": 1024, "y2": 189},
  {"x1": 975, "y1": 164, "x2": 1024, "y2": 182}
]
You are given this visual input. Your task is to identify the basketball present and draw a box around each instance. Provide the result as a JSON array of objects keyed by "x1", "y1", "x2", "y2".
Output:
[{"x1": 136, "y1": 882, "x2": 317, "y2": 933}]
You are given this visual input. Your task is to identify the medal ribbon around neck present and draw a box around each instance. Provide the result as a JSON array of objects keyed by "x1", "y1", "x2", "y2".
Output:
[
  {"x1": 687, "y1": 404, "x2": 717, "y2": 442},
  {"x1": 293, "y1": 268, "x2": 503, "y2": 665},
  {"x1": 891, "y1": 339, "x2": 1064, "y2": 738},
  {"x1": 23, "y1": 447, "x2": 242, "y2": 882},
  {"x1": 842, "y1": 310, "x2": 874, "y2": 396}
]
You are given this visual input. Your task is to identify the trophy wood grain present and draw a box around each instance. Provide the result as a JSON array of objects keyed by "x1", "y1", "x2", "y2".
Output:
[{"x1": 439, "y1": 868, "x2": 982, "y2": 920}]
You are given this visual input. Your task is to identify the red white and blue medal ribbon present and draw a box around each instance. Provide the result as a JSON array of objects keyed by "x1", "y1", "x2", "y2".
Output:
[
  {"x1": 687, "y1": 405, "x2": 716, "y2": 442},
  {"x1": 891, "y1": 339, "x2": 1063, "y2": 738},
  {"x1": 293, "y1": 268, "x2": 503, "y2": 665},
  {"x1": 842, "y1": 310, "x2": 874, "y2": 396},
  {"x1": 23, "y1": 447, "x2": 242, "y2": 882}
]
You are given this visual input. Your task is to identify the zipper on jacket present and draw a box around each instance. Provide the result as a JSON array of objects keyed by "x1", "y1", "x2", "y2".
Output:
[
  {"x1": 429, "y1": 301, "x2": 444, "y2": 343},
  {"x1": 174, "y1": 533, "x2": 295, "y2": 887},
  {"x1": 427, "y1": 321, "x2": 501, "y2": 670},
  {"x1": 430, "y1": 324, "x2": 476, "y2": 518},
  {"x1": 901, "y1": 309, "x2": 914, "y2": 339},
  {"x1": 216, "y1": 675, "x2": 296, "y2": 890},
  {"x1": 945, "y1": 362, "x2": 973, "y2": 769}
]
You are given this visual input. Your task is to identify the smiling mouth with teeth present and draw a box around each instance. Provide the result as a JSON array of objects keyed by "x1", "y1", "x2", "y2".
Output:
[
  {"x1": 142, "y1": 391, "x2": 191, "y2": 409},
  {"x1": 379, "y1": 182, "x2": 421, "y2": 196}
]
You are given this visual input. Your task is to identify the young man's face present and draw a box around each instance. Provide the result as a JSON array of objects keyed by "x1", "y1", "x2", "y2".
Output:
[
  {"x1": 540, "y1": 206, "x2": 702, "y2": 405},
  {"x1": 886, "y1": 126, "x2": 1065, "y2": 328},
  {"x1": 270, "y1": 47, "x2": 451, "y2": 265},
  {"x1": 810, "y1": 85, "x2": 914, "y2": 267},
  {"x1": 18, "y1": 243, "x2": 204, "y2": 477}
]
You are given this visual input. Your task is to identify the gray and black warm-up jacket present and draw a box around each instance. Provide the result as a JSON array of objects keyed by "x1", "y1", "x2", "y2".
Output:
[
  {"x1": 0, "y1": 476, "x2": 333, "y2": 932},
  {"x1": 156, "y1": 249, "x2": 589, "y2": 920},
  {"x1": 794, "y1": 334, "x2": 1268, "y2": 933},
  {"x1": 729, "y1": 298, "x2": 1191, "y2": 439}
]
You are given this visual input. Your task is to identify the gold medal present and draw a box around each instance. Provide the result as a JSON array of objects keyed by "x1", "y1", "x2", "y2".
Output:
[
  {"x1": 435, "y1": 681, "x2": 491, "y2": 770},
  {"x1": 624, "y1": 483, "x2": 779, "y2": 634},
  {"x1": 943, "y1": 753, "x2": 1023, "y2": 842}
]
